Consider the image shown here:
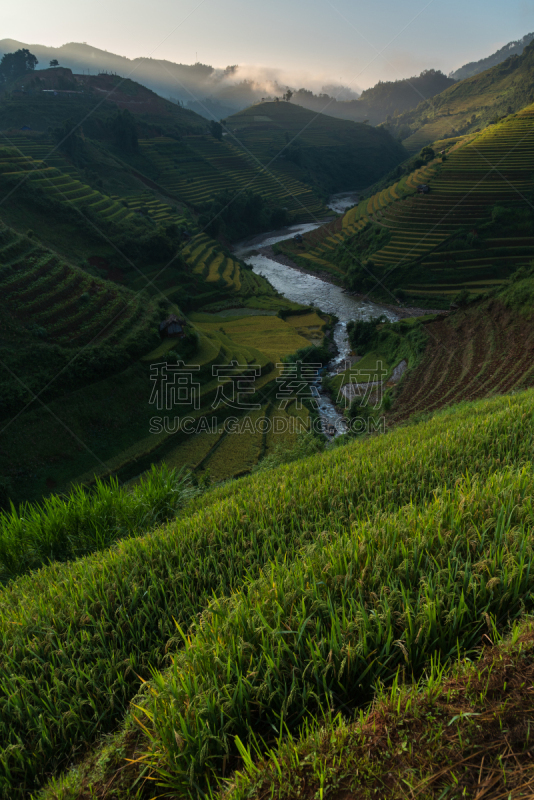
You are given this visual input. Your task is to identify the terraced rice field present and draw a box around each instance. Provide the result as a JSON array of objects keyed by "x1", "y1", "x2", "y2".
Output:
[
  {"x1": 93, "y1": 309, "x2": 322, "y2": 488},
  {"x1": 0, "y1": 142, "x2": 140, "y2": 225},
  {"x1": 0, "y1": 226, "x2": 158, "y2": 347},
  {"x1": 110, "y1": 191, "x2": 187, "y2": 226},
  {"x1": 179, "y1": 232, "x2": 243, "y2": 291},
  {"x1": 138, "y1": 135, "x2": 327, "y2": 220},
  {"x1": 390, "y1": 300, "x2": 534, "y2": 422},
  {"x1": 293, "y1": 107, "x2": 534, "y2": 300},
  {"x1": 0, "y1": 136, "x2": 189, "y2": 231}
]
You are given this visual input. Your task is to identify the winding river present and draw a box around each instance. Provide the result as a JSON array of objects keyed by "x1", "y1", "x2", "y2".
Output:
[{"x1": 234, "y1": 213, "x2": 398, "y2": 434}]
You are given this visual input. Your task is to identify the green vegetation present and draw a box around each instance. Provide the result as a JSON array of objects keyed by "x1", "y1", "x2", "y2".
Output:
[
  {"x1": 358, "y1": 69, "x2": 455, "y2": 125},
  {"x1": 0, "y1": 465, "x2": 196, "y2": 583},
  {"x1": 3, "y1": 48, "x2": 534, "y2": 800},
  {"x1": 227, "y1": 101, "x2": 407, "y2": 195},
  {"x1": 129, "y1": 465, "x2": 534, "y2": 793},
  {"x1": 223, "y1": 618, "x2": 534, "y2": 800},
  {"x1": 4, "y1": 388, "x2": 534, "y2": 797},
  {"x1": 278, "y1": 106, "x2": 534, "y2": 306},
  {"x1": 198, "y1": 189, "x2": 289, "y2": 240},
  {"x1": 134, "y1": 132, "x2": 329, "y2": 225},
  {"x1": 387, "y1": 39, "x2": 534, "y2": 151},
  {"x1": 347, "y1": 315, "x2": 428, "y2": 365}
]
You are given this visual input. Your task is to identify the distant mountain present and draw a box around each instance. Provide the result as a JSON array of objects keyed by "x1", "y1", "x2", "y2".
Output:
[
  {"x1": 384, "y1": 39, "x2": 534, "y2": 152},
  {"x1": 0, "y1": 39, "x2": 230, "y2": 107},
  {"x1": 450, "y1": 32, "x2": 534, "y2": 81},
  {"x1": 357, "y1": 69, "x2": 456, "y2": 124},
  {"x1": 0, "y1": 39, "x2": 453, "y2": 128}
]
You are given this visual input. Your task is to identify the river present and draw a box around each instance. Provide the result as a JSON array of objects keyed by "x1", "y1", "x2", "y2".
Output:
[{"x1": 233, "y1": 217, "x2": 398, "y2": 435}]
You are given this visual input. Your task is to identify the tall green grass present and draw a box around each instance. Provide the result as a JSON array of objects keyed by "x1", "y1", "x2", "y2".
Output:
[
  {"x1": 138, "y1": 466, "x2": 534, "y2": 792},
  {"x1": 1, "y1": 391, "x2": 534, "y2": 795},
  {"x1": 0, "y1": 465, "x2": 196, "y2": 583}
]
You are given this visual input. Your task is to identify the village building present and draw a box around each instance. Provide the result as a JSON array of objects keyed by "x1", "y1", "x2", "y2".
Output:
[{"x1": 159, "y1": 314, "x2": 186, "y2": 339}]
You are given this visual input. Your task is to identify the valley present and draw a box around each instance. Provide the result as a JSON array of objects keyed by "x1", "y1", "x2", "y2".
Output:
[{"x1": 2, "y1": 30, "x2": 534, "y2": 800}]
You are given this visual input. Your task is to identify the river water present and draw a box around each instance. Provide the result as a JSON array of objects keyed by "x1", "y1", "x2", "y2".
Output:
[{"x1": 234, "y1": 218, "x2": 398, "y2": 435}]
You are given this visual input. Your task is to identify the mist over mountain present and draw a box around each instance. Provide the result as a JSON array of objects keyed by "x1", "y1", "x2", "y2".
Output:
[
  {"x1": 0, "y1": 38, "x2": 451, "y2": 127},
  {"x1": 4, "y1": 34, "x2": 534, "y2": 131},
  {"x1": 0, "y1": 39, "x2": 363, "y2": 121},
  {"x1": 450, "y1": 32, "x2": 534, "y2": 81}
]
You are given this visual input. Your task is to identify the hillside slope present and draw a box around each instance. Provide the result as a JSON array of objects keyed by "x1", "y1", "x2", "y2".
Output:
[
  {"x1": 357, "y1": 69, "x2": 455, "y2": 124},
  {"x1": 278, "y1": 105, "x2": 534, "y2": 306},
  {"x1": 385, "y1": 40, "x2": 534, "y2": 152},
  {"x1": 226, "y1": 101, "x2": 407, "y2": 193},
  {"x1": 1, "y1": 389, "x2": 534, "y2": 797}
]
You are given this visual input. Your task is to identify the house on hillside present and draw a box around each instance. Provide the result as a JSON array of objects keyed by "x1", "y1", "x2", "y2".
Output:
[
  {"x1": 159, "y1": 314, "x2": 186, "y2": 339},
  {"x1": 417, "y1": 184, "x2": 430, "y2": 194}
]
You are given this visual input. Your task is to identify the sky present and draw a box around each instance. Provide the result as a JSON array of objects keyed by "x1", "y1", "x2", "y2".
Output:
[{"x1": 3, "y1": 0, "x2": 534, "y2": 89}]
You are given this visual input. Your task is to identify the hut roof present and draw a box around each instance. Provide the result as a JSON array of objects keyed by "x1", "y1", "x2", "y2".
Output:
[{"x1": 159, "y1": 314, "x2": 186, "y2": 335}]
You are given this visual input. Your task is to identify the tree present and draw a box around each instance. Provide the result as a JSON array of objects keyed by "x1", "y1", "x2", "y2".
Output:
[
  {"x1": 49, "y1": 59, "x2": 59, "y2": 68},
  {"x1": 419, "y1": 145, "x2": 435, "y2": 162},
  {"x1": 209, "y1": 120, "x2": 223, "y2": 141},
  {"x1": 111, "y1": 110, "x2": 138, "y2": 153},
  {"x1": 0, "y1": 49, "x2": 38, "y2": 85},
  {"x1": 284, "y1": 89, "x2": 293, "y2": 102}
]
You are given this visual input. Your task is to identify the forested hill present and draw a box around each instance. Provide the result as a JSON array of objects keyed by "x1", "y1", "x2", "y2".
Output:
[
  {"x1": 450, "y1": 31, "x2": 534, "y2": 81},
  {"x1": 357, "y1": 69, "x2": 456, "y2": 124},
  {"x1": 226, "y1": 101, "x2": 407, "y2": 192}
]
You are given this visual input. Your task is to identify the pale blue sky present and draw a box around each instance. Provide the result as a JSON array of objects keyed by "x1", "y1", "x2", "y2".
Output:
[{"x1": 4, "y1": 0, "x2": 534, "y2": 88}]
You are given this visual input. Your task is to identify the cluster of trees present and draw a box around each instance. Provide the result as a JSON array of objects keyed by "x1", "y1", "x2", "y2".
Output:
[
  {"x1": 53, "y1": 119, "x2": 86, "y2": 165},
  {"x1": 209, "y1": 120, "x2": 223, "y2": 140},
  {"x1": 0, "y1": 48, "x2": 38, "y2": 86},
  {"x1": 198, "y1": 189, "x2": 289, "y2": 241},
  {"x1": 361, "y1": 70, "x2": 455, "y2": 123},
  {"x1": 53, "y1": 109, "x2": 138, "y2": 165}
]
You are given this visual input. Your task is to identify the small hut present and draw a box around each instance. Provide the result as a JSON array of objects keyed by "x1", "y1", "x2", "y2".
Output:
[{"x1": 159, "y1": 314, "x2": 186, "y2": 339}]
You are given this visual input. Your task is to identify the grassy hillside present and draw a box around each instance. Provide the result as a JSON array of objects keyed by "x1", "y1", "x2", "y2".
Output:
[
  {"x1": 132, "y1": 133, "x2": 328, "y2": 223},
  {"x1": 0, "y1": 389, "x2": 533, "y2": 797},
  {"x1": 277, "y1": 105, "x2": 534, "y2": 307},
  {"x1": 386, "y1": 40, "x2": 534, "y2": 152},
  {"x1": 226, "y1": 101, "x2": 407, "y2": 194}
]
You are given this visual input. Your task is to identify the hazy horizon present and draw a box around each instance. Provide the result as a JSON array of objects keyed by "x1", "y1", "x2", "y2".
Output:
[{"x1": 3, "y1": 0, "x2": 534, "y2": 91}]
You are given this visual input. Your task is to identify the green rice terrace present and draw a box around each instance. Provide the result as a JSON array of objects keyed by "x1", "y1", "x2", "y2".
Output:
[
  {"x1": 387, "y1": 38, "x2": 534, "y2": 152},
  {"x1": 0, "y1": 211, "x2": 329, "y2": 504},
  {"x1": 2, "y1": 390, "x2": 534, "y2": 798},
  {"x1": 135, "y1": 134, "x2": 328, "y2": 221},
  {"x1": 278, "y1": 104, "x2": 534, "y2": 307}
]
